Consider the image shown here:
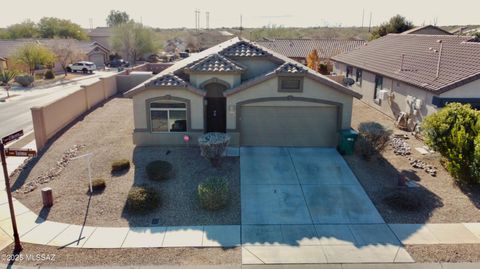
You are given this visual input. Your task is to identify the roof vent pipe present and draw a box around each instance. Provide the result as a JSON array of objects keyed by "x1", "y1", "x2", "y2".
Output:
[
  {"x1": 436, "y1": 40, "x2": 443, "y2": 78},
  {"x1": 400, "y1": 53, "x2": 405, "y2": 71}
]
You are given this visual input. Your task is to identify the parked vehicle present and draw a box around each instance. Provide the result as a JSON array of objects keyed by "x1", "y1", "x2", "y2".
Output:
[
  {"x1": 66, "y1": 61, "x2": 96, "y2": 74},
  {"x1": 108, "y1": 59, "x2": 130, "y2": 68}
]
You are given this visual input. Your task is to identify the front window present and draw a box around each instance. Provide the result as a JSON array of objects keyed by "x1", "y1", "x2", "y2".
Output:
[
  {"x1": 374, "y1": 75, "x2": 383, "y2": 99},
  {"x1": 355, "y1": 69, "x2": 363, "y2": 85},
  {"x1": 346, "y1": 66, "x2": 353, "y2": 78},
  {"x1": 150, "y1": 102, "x2": 187, "y2": 132}
]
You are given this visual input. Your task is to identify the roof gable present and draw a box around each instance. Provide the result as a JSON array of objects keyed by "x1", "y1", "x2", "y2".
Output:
[
  {"x1": 145, "y1": 73, "x2": 187, "y2": 88},
  {"x1": 275, "y1": 62, "x2": 308, "y2": 74},
  {"x1": 220, "y1": 40, "x2": 271, "y2": 57},
  {"x1": 185, "y1": 53, "x2": 244, "y2": 73}
]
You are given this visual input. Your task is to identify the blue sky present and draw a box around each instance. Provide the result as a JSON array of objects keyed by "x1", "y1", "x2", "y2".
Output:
[{"x1": 1, "y1": 0, "x2": 479, "y2": 28}]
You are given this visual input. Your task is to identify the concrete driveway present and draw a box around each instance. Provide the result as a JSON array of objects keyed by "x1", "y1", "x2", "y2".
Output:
[
  {"x1": 241, "y1": 147, "x2": 384, "y2": 225},
  {"x1": 240, "y1": 147, "x2": 412, "y2": 264}
]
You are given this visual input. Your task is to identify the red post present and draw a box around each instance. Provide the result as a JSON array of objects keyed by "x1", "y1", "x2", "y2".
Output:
[{"x1": 0, "y1": 143, "x2": 22, "y2": 252}]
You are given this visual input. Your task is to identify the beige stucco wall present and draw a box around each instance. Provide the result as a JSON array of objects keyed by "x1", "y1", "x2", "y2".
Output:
[
  {"x1": 190, "y1": 73, "x2": 241, "y2": 88},
  {"x1": 116, "y1": 73, "x2": 153, "y2": 93},
  {"x1": 440, "y1": 79, "x2": 480, "y2": 98},
  {"x1": 334, "y1": 62, "x2": 438, "y2": 125},
  {"x1": 226, "y1": 76, "x2": 353, "y2": 130},
  {"x1": 132, "y1": 88, "x2": 204, "y2": 131},
  {"x1": 234, "y1": 58, "x2": 279, "y2": 80}
]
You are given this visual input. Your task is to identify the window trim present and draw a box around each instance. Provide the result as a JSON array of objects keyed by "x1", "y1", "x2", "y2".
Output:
[
  {"x1": 278, "y1": 76, "x2": 304, "y2": 92},
  {"x1": 149, "y1": 102, "x2": 187, "y2": 133},
  {"x1": 145, "y1": 96, "x2": 192, "y2": 133}
]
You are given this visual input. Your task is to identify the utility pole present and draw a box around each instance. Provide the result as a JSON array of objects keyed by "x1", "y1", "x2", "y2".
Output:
[
  {"x1": 206, "y1": 12, "x2": 210, "y2": 30},
  {"x1": 368, "y1": 12, "x2": 372, "y2": 33},
  {"x1": 240, "y1": 15, "x2": 243, "y2": 37},
  {"x1": 361, "y1": 9, "x2": 364, "y2": 29}
]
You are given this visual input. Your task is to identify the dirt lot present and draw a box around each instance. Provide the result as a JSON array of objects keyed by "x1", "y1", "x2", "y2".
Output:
[
  {"x1": 0, "y1": 243, "x2": 240, "y2": 267},
  {"x1": 347, "y1": 99, "x2": 480, "y2": 223},
  {"x1": 406, "y1": 244, "x2": 480, "y2": 263},
  {"x1": 11, "y1": 97, "x2": 240, "y2": 227}
]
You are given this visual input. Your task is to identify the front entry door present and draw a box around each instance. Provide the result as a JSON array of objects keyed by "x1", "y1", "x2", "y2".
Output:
[{"x1": 206, "y1": 97, "x2": 226, "y2": 133}]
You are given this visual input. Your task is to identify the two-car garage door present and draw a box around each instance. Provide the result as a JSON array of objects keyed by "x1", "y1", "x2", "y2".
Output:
[{"x1": 240, "y1": 104, "x2": 339, "y2": 147}]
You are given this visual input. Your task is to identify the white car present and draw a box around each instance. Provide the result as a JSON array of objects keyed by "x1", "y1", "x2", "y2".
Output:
[{"x1": 67, "y1": 61, "x2": 96, "y2": 74}]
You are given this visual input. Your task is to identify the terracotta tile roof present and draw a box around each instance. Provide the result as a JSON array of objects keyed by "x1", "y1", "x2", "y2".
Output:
[
  {"x1": 87, "y1": 27, "x2": 113, "y2": 37},
  {"x1": 275, "y1": 62, "x2": 308, "y2": 74},
  {"x1": 0, "y1": 39, "x2": 109, "y2": 58},
  {"x1": 332, "y1": 34, "x2": 480, "y2": 93},
  {"x1": 146, "y1": 73, "x2": 187, "y2": 87},
  {"x1": 220, "y1": 40, "x2": 271, "y2": 57},
  {"x1": 186, "y1": 53, "x2": 244, "y2": 72},
  {"x1": 256, "y1": 39, "x2": 366, "y2": 59}
]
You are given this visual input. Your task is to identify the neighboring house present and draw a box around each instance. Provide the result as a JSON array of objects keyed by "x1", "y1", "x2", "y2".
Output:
[
  {"x1": 87, "y1": 27, "x2": 113, "y2": 50},
  {"x1": 401, "y1": 25, "x2": 452, "y2": 35},
  {"x1": 256, "y1": 39, "x2": 366, "y2": 65},
  {"x1": 332, "y1": 34, "x2": 480, "y2": 130},
  {"x1": 124, "y1": 37, "x2": 361, "y2": 147},
  {"x1": 0, "y1": 39, "x2": 110, "y2": 72}
]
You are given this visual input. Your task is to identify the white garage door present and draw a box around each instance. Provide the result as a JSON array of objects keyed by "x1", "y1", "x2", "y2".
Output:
[
  {"x1": 89, "y1": 54, "x2": 105, "y2": 68},
  {"x1": 240, "y1": 105, "x2": 339, "y2": 147}
]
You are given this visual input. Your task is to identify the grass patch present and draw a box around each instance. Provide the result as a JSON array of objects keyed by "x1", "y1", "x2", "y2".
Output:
[{"x1": 198, "y1": 177, "x2": 229, "y2": 211}]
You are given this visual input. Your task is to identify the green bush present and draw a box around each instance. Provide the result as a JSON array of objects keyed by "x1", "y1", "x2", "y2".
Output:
[
  {"x1": 422, "y1": 103, "x2": 480, "y2": 183},
  {"x1": 44, "y1": 69, "x2": 55, "y2": 80},
  {"x1": 319, "y1": 63, "x2": 329, "y2": 75},
  {"x1": 111, "y1": 159, "x2": 130, "y2": 173},
  {"x1": 356, "y1": 122, "x2": 392, "y2": 160},
  {"x1": 126, "y1": 186, "x2": 159, "y2": 213},
  {"x1": 198, "y1": 177, "x2": 229, "y2": 211},
  {"x1": 91, "y1": 178, "x2": 106, "y2": 191},
  {"x1": 145, "y1": 160, "x2": 172, "y2": 181}
]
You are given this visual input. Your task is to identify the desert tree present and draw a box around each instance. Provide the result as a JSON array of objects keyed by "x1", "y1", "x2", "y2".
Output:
[
  {"x1": 0, "y1": 70, "x2": 17, "y2": 98},
  {"x1": 51, "y1": 39, "x2": 85, "y2": 76},
  {"x1": 370, "y1": 15, "x2": 414, "y2": 40},
  {"x1": 106, "y1": 10, "x2": 130, "y2": 27},
  {"x1": 14, "y1": 43, "x2": 56, "y2": 76},
  {"x1": 110, "y1": 21, "x2": 157, "y2": 64},
  {"x1": 306, "y1": 49, "x2": 320, "y2": 71}
]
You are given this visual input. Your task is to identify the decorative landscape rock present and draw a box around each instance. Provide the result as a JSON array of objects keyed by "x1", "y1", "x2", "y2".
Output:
[
  {"x1": 18, "y1": 144, "x2": 85, "y2": 193},
  {"x1": 391, "y1": 137, "x2": 437, "y2": 177},
  {"x1": 198, "y1": 132, "x2": 230, "y2": 167}
]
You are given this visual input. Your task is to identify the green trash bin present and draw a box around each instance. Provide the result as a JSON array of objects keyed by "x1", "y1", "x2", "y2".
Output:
[{"x1": 338, "y1": 128, "x2": 359, "y2": 155}]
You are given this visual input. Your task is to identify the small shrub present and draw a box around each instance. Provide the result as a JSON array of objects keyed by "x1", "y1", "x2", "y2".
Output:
[
  {"x1": 422, "y1": 103, "x2": 480, "y2": 183},
  {"x1": 44, "y1": 69, "x2": 55, "y2": 80},
  {"x1": 319, "y1": 63, "x2": 329, "y2": 75},
  {"x1": 126, "y1": 186, "x2": 159, "y2": 213},
  {"x1": 91, "y1": 178, "x2": 106, "y2": 191},
  {"x1": 198, "y1": 177, "x2": 229, "y2": 211},
  {"x1": 14, "y1": 75, "x2": 34, "y2": 87},
  {"x1": 356, "y1": 122, "x2": 392, "y2": 160},
  {"x1": 198, "y1": 132, "x2": 230, "y2": 167},
  {"x1": 145, "y1": 160, "x2": 172, "y2": 181},
  {"x1": 111, "y1": 159, "x2": 130, "y2": 173},
  {"x1": 383, "y1": 189, "x2": 422, "y2": 212}
]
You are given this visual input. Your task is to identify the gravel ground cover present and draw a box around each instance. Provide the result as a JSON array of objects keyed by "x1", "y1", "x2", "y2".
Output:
[
  {"x1": 346, "y1": 99, "x2": 480, "y2": 223},
  {"x1": 405, "y1": 244, "x2": 480, "y2": 263},
  {"x1": 11, "y1": 97, "x2": 240, "y2": 227},
  {"x1": 0, "y1": 243, "x2": 240, "y2": 267}
]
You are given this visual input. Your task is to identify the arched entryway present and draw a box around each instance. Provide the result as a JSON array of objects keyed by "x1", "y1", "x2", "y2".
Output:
[{"x1": 204, "y1": 82, "x2": 228, "y2": 133}]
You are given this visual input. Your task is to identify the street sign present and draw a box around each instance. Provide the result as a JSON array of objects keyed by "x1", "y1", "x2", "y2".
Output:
[
  {"x1": 5, "y1": 148, "x2": 36, "y2": 158},
  {"x1": 1, "y1": 130, "x2": 24, "y2": 145}
]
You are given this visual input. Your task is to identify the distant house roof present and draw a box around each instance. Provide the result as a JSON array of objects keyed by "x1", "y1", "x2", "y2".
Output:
[
  {"x1": 401, "y1": 25, "x2": 452, "y2": 35},
  {"x1": 87, "y1": 27, "x2": 113, "y2": 37},
  {"x1": 0, "y1": 39, "x2": 109, "y2": 59},
  {"x1": 332, "y1": 34, "x2": 480, "y2": 93},
  {"x1": 185, "y1": 53, "x2": 244, "y2": 73},
  {"x1": 125, "y1": 37, "x2": 361, "y2": 98},
  {"x1": 256, "y1": 39, "x2": 366, "y2": 59}
]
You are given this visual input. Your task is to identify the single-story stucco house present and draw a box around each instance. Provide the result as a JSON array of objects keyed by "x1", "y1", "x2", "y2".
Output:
[
  {"x1": 401, "y1": 25, "x2": 453, "y2": 35},
  {"x1": 332, "y1": 34, "x2": 480, "y2": 130},
  {"x1": 124, "y1": 37, "x2": 361, "y2": 147}
]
